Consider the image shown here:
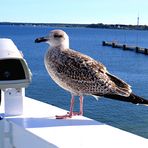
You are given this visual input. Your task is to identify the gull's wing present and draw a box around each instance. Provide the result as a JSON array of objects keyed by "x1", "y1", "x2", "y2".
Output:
[{"x1": 54, "y1": 48, "x2": 131, "y2": 96}]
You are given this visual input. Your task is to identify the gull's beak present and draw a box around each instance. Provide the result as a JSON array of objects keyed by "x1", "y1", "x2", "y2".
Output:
[{"x1": 35, "y1": 37, "x2": 48, "y2": 43}]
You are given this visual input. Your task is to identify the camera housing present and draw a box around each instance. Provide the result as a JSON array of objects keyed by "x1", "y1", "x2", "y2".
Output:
[
  {"x1": 0, "y1": 38, "x2": 31, "y2": 88},
  {"x1": 0, "y1": 38, "x2": 32, "y2": 116}
]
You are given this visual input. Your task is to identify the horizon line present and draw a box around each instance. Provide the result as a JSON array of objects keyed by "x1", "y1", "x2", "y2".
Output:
[{"x1": 0, "y1": 21, "x2": 147, "y2": 26}]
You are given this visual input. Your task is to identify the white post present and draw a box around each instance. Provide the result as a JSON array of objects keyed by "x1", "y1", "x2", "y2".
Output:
[{"x1": 4, "y1": 88, "x2": 25, "y2": 116}]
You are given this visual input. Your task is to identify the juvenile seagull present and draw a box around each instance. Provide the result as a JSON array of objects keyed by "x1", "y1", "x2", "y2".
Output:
[{"x1": 35, "y1": 29, "x2": 148, "y2": 119}]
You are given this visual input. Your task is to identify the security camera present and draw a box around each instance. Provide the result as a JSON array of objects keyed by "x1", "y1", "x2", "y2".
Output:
[
  {"x1": 0, "y1": 38, "x2": 32, "y2": 116},
  {"x1": 0, "y1": 38, "x2": 32, "y2": 89}
]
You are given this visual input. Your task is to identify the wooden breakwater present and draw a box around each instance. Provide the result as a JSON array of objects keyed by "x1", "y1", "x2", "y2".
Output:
[{"x1": 102, "y1": 41, "x2": 148, "y2": 55}]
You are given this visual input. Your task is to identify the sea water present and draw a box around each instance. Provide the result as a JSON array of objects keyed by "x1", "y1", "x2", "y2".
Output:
[{"x1": 0, "y1": 25, "x2": 148, "y2": 138}]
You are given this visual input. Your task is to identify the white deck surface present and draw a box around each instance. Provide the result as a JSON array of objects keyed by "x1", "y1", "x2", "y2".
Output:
[{"x1": 5, "y1": 97, "x2": 148, "y2": 148}]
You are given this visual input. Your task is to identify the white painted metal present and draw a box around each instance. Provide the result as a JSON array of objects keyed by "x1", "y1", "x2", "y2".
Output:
[
  {"x1": 0, "y1": 97, "x2": 147, "y2": 148},
  {"x1": 0, "y1": 38, "x2": 32, "y2": 116}
]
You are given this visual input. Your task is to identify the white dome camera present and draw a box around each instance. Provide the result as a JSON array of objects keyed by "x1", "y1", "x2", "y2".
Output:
[{"x1": 0, "y1": 38, "x2": 32, "y2": 116}]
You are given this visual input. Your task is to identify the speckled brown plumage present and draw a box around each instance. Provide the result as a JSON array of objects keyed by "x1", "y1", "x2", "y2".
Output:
[{"x1": 44, "y1": 47, "x2": 131, "y2": 97}]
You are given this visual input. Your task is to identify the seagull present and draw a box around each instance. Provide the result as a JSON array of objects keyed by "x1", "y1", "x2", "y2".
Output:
[{"x1": 35, "y1": 29, "x2": 148, "y2": 119}]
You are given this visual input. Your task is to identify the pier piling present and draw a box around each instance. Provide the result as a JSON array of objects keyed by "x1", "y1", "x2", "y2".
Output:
[{"x1": 102, "y1": 41, "x2": 148, "y2": 55}]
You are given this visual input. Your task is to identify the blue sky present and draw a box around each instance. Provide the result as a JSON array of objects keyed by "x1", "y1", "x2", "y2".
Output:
[{"x1": 0, "y1": 0, "x2": 148, "y2": 25}]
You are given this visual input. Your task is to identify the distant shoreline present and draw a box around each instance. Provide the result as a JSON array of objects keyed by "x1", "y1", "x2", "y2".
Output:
[{"x1": 1, "y1": 22, "x2": 148, "y2": 30}]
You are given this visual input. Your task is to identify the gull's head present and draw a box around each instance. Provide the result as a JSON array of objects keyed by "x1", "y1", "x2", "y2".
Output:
[{"x1": 35, "y1": 30, "x2": 69, "y2": 49}]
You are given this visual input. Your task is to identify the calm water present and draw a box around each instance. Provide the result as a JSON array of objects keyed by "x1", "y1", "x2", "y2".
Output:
[{"x1": 0, "y1": 25, "x2": 148, "y2": 138}]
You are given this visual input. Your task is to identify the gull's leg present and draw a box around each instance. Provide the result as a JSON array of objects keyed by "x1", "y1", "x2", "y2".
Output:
[
  {"x1": 79, "y1": 96, "x2": 83, "y2": 116},
  {"x1": 69, "y1": 95, "x2": 75, "y2": 116},
  {"x1": 56, "y1": 95, "x2": 75, "y2": 119},
  {"x1": 71, "y1": 95, "x2": 83, "y2": 116}
]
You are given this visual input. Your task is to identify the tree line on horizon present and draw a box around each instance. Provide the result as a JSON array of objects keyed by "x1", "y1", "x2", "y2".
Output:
[{"x1": 1, "y1": 22, "x2": 148, "y2": 30}]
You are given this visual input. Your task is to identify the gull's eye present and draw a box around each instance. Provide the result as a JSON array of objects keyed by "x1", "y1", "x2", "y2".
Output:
[{"x1": 54, "y1": 34, "x2": 63, "y2": 38}]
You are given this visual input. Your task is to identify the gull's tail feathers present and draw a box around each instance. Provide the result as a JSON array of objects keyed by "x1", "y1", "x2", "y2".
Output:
[{"x1": 103, "y1": 93, "x2": 148, "y2": 105}]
